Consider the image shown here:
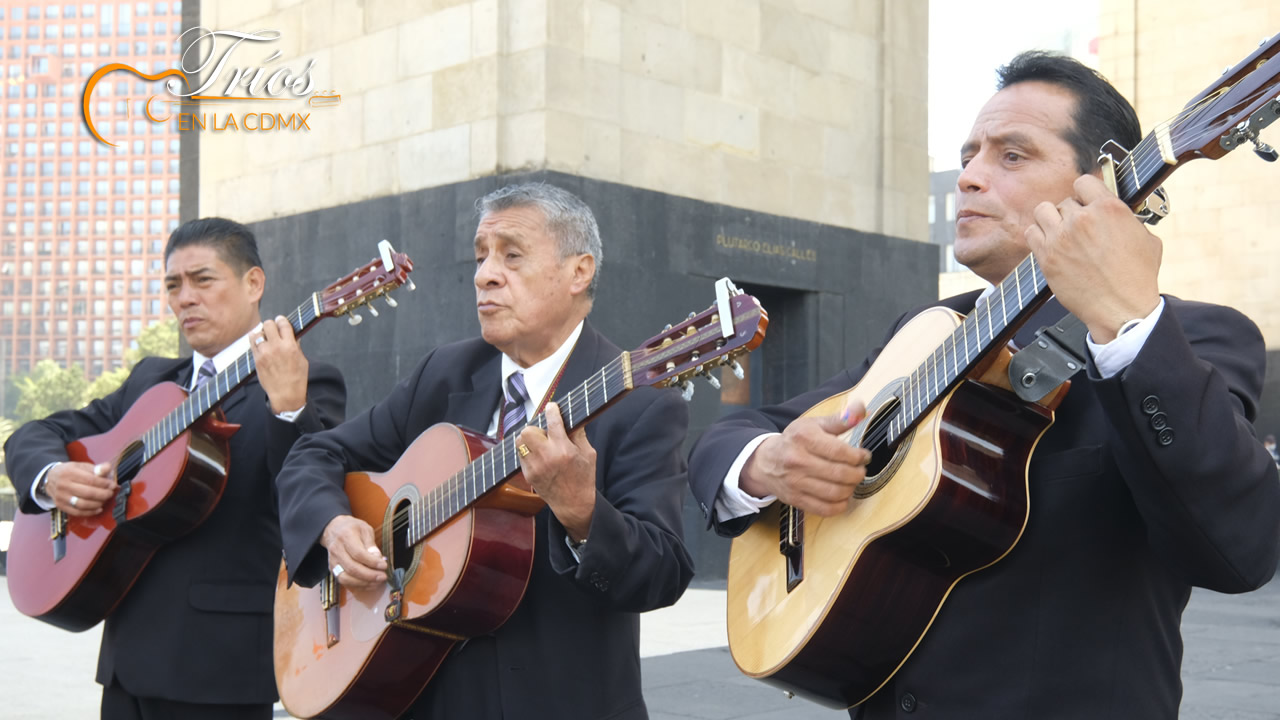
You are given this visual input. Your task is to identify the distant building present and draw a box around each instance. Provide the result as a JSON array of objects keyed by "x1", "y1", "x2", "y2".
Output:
[{"x1": 0, "y1": 0, "x2": 181, "y2": 404}]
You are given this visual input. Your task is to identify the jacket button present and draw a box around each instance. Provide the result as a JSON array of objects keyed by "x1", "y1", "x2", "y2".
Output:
[
  {"x1": 1141, "y1": 395, "x2": 1160, "y2": 415},
  {"x1": 1158, "y1": 428, "x2": 1175, "y2": 446},
  {"x1": 1149, "y1": 412, "x2": 1168, "y2": 430},
  {"x1": 900, "y1": 692, "x2": 917, "y2": 713}
]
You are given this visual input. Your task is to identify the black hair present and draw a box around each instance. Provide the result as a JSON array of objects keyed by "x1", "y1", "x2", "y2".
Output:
[
  {"x1": 163, "y1": 217, "x2": 262, "y2": 275},
  {"x1": 997, "y1": 51, "x2": 1143, "y2": 174}
]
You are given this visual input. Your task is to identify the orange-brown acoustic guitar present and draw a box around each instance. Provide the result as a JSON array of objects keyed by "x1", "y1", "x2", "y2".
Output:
[
  {"x1": 725, "y1": 36, "x2": 1280, "y2": 709},
  {"x1": 274, "y1": 280, "x2": 768, "y2": 720},
  {"x1": 6, "y1": 242, "x2": 414, "y2": 632}
]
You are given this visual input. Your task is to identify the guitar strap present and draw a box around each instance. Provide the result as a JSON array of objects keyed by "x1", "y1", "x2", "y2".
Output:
[{"x1": 1007, "y1": 312, "x2": 1090, "y2": 403}]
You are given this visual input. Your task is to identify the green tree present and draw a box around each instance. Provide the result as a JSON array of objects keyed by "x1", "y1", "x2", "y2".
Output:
[
  {"x1": 14, "y1": 359, "x2": 88, "y2": 425},
  {"x1": 0, "y1": 416, "x2": 14, "y2": 493},
  {"x1": 81, "y1": 318, "x2": 180, "y2": 404}
]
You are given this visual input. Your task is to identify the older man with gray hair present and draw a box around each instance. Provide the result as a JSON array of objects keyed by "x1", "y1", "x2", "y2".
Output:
[{"x1": 275, "y1": 182, "x2": 694, "y2": 720}]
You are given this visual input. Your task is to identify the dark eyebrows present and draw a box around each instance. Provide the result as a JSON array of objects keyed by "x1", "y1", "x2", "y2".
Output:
[{"x1": 962, "y1": 130, "x2": 1041, "y2": 159}]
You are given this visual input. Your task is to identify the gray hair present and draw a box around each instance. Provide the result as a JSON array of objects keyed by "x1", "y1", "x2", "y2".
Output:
[{"x1": 475, "y1": 182, "x2": 603, "y2": 297}]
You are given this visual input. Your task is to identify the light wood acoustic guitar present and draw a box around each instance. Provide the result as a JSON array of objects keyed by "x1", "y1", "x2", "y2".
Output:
[
  {"x1": 725, "y1": 36, "x2": 1280, "y2": 709},
  {"x1": 274, "y1": 279, "x2": 767, "y2": 720},
  {"x1": 6, "y1": 242, "x2": 414, "y2": 632}
]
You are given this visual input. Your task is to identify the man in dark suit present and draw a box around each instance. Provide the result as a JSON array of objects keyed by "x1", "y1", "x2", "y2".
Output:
[
  {"x1": 689, "y1": 51, "x2": 1280, "y2": 719},
  {"x1": 275, "y1": 182, "x2": 694, "y2": 720},
  {"x1": 6, "y1": 217, "x2": 345, "y2": 719}
]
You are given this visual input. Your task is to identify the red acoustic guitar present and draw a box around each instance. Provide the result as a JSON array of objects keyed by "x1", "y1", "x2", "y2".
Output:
[
  {"x1": 5, "y1": 242, "x2": 414, "y2": 632},
  {"x1": 273, "y1": 279, "x2": 768, "y2": 720},
  {"x1": 724, "y1": 37, "x2": 1280, "y2": 708}
]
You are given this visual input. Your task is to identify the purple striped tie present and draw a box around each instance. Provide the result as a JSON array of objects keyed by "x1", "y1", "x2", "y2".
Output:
[
  {"x1": 193, "y1": 359, "x2": 215, "y2": 390},
  {"x1": 501, "y1": 372, "x2": 528, "y2": 437}
]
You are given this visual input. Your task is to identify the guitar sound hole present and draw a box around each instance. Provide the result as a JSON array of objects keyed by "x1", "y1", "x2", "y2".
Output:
[
  {"x1": 855, "y1": 398, "x2": 909, "y2": 497},
  {"x1": 389, "y1": 498, "x2": 415, "y2": 575},
  {"x1": 116, "y1": 442, "x2": 145, "y2": 485}
]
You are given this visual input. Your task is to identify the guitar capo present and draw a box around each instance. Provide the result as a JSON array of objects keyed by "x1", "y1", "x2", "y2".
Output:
[{"x1": 1098, "y1": 140, "x2": 1171, "y2": 225}]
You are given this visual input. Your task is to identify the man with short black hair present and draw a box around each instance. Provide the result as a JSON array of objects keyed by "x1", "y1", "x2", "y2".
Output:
[
  {"x1": 690, "y1": 51, "x2": 1280, "y2": 718},
  {"x1": 6, "y1": 217, "x2": 346, "y2": 719}
]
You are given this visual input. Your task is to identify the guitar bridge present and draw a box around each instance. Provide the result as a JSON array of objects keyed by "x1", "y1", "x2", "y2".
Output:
[
  {"x1": 112, "y1": 480, "x2": 132, "y2": 525},
  {"x1": 778, "y1": 505, "x2": 804, "y2": 592},
  {"x1": 321, "y1": 572, "x2": 340, "y2": 647},
  {"x1": 49, "y1": 509, "x2": 68, "y2": 563}
]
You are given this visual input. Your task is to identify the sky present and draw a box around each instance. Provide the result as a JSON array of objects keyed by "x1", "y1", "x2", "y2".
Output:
[{"x1": 928, "y1": 0, "x2": 1101, "y2": 170}]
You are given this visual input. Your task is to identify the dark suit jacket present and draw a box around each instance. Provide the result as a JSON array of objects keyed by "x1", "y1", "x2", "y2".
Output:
[
  {"x1": 276, "y1": 322, "x2": 695, "y2": 720},
  {"x1": 689, "y1": 293, "x2": 1280, "y2": 719},
  {"x1": 6, "y1": 355, "x2": 345, "y2": 704}
]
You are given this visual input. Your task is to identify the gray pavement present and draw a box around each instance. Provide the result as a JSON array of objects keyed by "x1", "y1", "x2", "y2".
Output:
[{"x1": 1, "y1": 575, "x2": 1278, "y2": 719}]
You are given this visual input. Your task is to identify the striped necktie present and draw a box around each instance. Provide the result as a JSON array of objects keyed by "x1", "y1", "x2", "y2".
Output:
[
  {"x1": 501, "y1": 371, "x2": 529, "y2": 437},
  {"x1": 193, "y1": 359, "x2": 215, "y2": 390}
]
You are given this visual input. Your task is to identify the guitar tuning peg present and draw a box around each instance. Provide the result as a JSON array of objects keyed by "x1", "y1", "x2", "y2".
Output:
[
  {"x1": 701, "y1": 370, "x2": 721, "y2": 391},
  {"x1": 725, "y1": 359, "x2": 745, "y2": 379},
  {"x1": 385, "y1": 295, "x2": 398, "y2": 308},
  {"x1": 679, "y1": 380, "x2": 695, "y2": 402},
  {"x1": 405, "y1": 278, "x2": 417, "y2": 291},
  {"x1": 347, "y1": 312, "x2": 363, "y2": 326},
  {"x1": 687, "y1": 312, "x2": 697, "y2": 320},
  {"x1": 664, "y1": 323, "x2": 672, "y2": 332},
  {"x1": 367, "y1": 304, "x2": 379, "y2": 317},
  {"x1": 1252, "y1": 139, "x2": 1279, "y2": 162}
]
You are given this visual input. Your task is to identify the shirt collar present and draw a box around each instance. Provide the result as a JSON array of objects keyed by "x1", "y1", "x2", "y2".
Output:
[
  {"x1": 500, "y1": 321, "x2": 584, "y2": 413},
  {"x1": 190, "y1": 327, "x2": 255, "y2": 390}
]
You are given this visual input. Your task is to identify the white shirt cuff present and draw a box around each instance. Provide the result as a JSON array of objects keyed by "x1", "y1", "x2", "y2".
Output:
[
  {"x1": 714, "y1": 434, "x2": 780, "y2": 521},
  {"x1": 1086, "y1": 298, "x2": 1166, "y2": 379},
  {"x1": 29, "y1": 462, "x2": 60, "y2": 511},
  {"x1": 275, "y1": 403, "x2": 306, "y2": 423}
]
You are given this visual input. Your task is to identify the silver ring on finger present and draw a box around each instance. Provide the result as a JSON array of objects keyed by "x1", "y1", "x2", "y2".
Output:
[
  {"x1": 70, "y1": 495, "x2": 79, "y2": 508},
  {"x1": 331, "y1": 563, "x2": 344, "y2": 579}
]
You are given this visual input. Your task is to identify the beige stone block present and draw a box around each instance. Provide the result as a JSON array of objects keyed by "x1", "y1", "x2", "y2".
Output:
[
  {"x1": 299, "y1": 91, "x2": 364, "y2": 158},
  {"x1": 546, "y1": 110, "x2": 587, "y2": 173},
  {"x1": 849, "y1": 181, "x2": 882, "y2": 233},
  {"x1": 398, "y1": 124, "x2": 473, "y2": 191},
  {"x1": 792, "y1": 0, "x2": 861, "y2": 28},
  {"x1": 549, "y1": 0, "x2": 586, "y2": 52},
  {"x1": 721, "y1": 153, "x2": 790, "y2": 217},
  {"x1": 499, "y1": 111, "x2": 547, "y2": 171},
  {"x1": 685, "y1": 91, "x2": 760, "y2": 156},
  {"x1": 829, "y1": 28, "x2": 880, "y2": 86},
  {"x1": 612, "y1": 0, "x2": 683, "y2": 27},
  {"x1": 794, "y1": 71, "x2": 854, "y2": 127},
  {"x1": 791, "y1": 168, "x2": 854, "y2": 228},
  {"x1": 622, "y1": 14, "x2": 723, "y2": 93},
  {"x1": 761, "y1": 3, "x2": 829, "y2": 74},
  {"x1": 364, "y1": 74, "x2": 434, "y2": 145},
  {"x1": 685, "y1": 0, "x2": 761, "y2": 51},
  {"x1": 215, "y1": 169, "x2": 271, "y2": 223},
  {"x1": 301, "y1": 0, "x2": 336, "y2": 54},
  {"x1": 271, "y1": 156, "x2": 333, "y2": 217},
  {"x1": 471, "y1": 116, "x2": 499, "y2": 175},
  {"x1": 366, "y1": 0, "x2": 474, "y2": 32},
  {"x1": 275, "y1": 0, "x2": 307, "y2": 9},
  {"x1": 723, "y1": 45, "x2": 794, "y2": 116},
  {"x1": 331, "y1": 142, "x2": 398, "y2": 204},
  {"x1": 620, "y1": 73, "x2": 684, "y2": 143},
  {"x1": 621, "y1": 131, "x2": 720, "y2": 203},
  {"x1": 473, "y1": 0, "x2": 500, "y2": 57},
  {"x1": 886, "y1": 0, "x2": 926, "y2": 51},
  {"x1": 760, "y1": 111, "x2": 823, "y2": 170},
  {"x1": 213, "y1": 0, "x2": 270, "y2": 30},
  {"x1": 823, "y1": 126, "x2": 878, "y2": 184},
  {"x1": 582, "y1": 118, "x2": 621, "y2": 181},
  {"x1": 505, "y1": 0, "x2": 549, "y2": 53},
  {"x1": 546, "y1": 46, "x2": 586, "y2": 115},
  {"x1": 331, "y1": 27, "x2": 398, "y2": 94},
  {"x1": 434, "y1": 56, "x2": 499, "y2": 128},
  {"x1": 499, "y1": 48, "x2": 547, "y2": 115},
  {"x1": 399, "y1": 5, "x2": 473, "y2": 77},
  {"x1": 584, "y1": 0, "x2": 621, "y2": 63},
  {"x1": 580, "y1": 59, "x2": 622, "y2": 123}
]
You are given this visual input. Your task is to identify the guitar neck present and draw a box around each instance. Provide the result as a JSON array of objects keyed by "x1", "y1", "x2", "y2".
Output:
[
  {"x1": 405, "y1": 353, "x2": 633, "y2": 546},
  {"x1": 141, "y1": 293, "x2": 325, "y2": 463}
]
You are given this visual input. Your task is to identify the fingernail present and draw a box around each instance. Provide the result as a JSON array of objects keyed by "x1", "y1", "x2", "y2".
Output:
[
  {"x1": 94, "y1": 462, "x2": 110, "y2": 475},
  {"x1": 368, "y1": 546, "x2": 380, "y2": 556}
]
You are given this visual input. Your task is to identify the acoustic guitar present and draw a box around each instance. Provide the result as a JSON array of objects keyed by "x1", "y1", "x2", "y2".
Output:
[
  {"x1": 725, "y1": 36, "x2": 1280, "y2": 708},
  {"x1": 6, "y1": 242, "x2": 414, "y2": 632},
  {"x1": 273, "y1": 279, "x2": 768, "y2": 720}
]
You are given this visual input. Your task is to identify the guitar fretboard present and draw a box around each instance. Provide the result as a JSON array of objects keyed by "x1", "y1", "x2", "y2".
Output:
[
  {"x1": 139, "y1": 294, "x2": 322, "y2": 462},
  {"x1": 405, "y1": 355, "x2": 631, "y2": 545}
]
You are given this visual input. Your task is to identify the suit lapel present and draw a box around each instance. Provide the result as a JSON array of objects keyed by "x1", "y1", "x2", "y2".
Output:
[
  {"x1": 445, "y1": 351, "x2": 504, "y2": 433},
  {"x1": 551, "y1": 322, "x2": 604, "y2": 402}
]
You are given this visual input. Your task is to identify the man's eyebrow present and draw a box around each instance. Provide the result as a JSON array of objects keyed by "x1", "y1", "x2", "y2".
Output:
[{"x1": 961, "y1": 131, "x2": 1040, "y2": 158}]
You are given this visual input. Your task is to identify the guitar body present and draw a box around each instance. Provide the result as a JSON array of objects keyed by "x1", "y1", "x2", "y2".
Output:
[
  {"x1": 6, "y1": 381, "x2": 236, "y2": 632},
  {"x1": 726, "y1": 307, "x2": 1055, "y2": 708},
  {"x1": 274, "y1": 422, "x2": 544, "y2": 720}
]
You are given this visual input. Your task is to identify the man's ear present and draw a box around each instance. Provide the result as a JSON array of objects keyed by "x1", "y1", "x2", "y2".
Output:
[
  {"x1": 569, "y1": 253, "x2": 595, "y2": 297},
  {"x1": 244, "y1": 266, "x2": 266, "y2": 304}
]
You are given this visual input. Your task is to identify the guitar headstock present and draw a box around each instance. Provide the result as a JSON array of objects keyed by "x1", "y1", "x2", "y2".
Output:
[
  {"x1": 628, "y1": 278, "x2": 768, "y2": 400},
  {"x1": 320, "y1": 240, "x2": 416, "y2": 324},
  {"x1": 1173, "y1": 33, "x2": 1280, "y2": 162}
]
